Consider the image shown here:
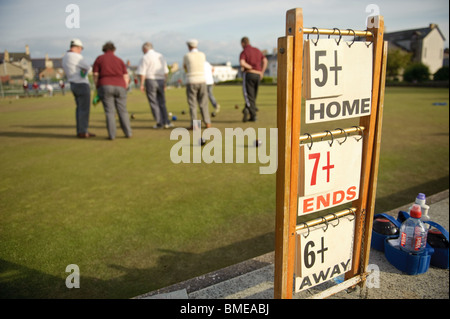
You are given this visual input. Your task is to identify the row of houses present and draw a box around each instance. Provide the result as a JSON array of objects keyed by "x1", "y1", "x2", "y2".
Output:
[
  {"x1": 0, "y1": 45, "x2": 64, "y2": 85},
  {"x1": 0, "y1": 45, "x2": 240, "y2": 87},
  {"x1": 1, "y1": 23, "x2": 447, "y2": 86}
]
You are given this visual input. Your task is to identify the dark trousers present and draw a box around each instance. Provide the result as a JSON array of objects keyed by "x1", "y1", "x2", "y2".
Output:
[
  {"x1": 242, "y1": 72, "x2": 260, "y2": 120},
  {"x1": 70, "y1": 82, "x2": 91, "y2": 134}
]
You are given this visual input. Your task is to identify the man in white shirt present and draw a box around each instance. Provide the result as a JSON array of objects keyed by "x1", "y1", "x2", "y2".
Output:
[
  {"x1": 137, "y1": 42, "x2": 171, "y2": 129},
  {"x1": 62, "y1": 38, "x2": 95, "y2": 138},
  {"x1": 204, "y1": 61, "x2": 220, "y2": 117},
  {"x1": 183, "y1": 39, "x2": 211, "y2": 129}
]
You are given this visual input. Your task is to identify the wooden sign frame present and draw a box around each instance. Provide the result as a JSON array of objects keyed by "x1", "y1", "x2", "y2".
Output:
[{"x1": 275, "y1": 8, "x2": 388, "y2": 299}]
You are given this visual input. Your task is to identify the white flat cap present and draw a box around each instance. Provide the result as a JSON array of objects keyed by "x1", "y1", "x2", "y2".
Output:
[
  {"x1": 186, "y1": 39, "x2": 198, "y2": 48},
  {"x1": 70, "y1": 38, "x2": 83, "y2": 48}
]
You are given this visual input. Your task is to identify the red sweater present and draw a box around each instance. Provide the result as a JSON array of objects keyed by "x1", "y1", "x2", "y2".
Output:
[{"x1": 93, "y1": 51, "x2": 127, "y2": 88}]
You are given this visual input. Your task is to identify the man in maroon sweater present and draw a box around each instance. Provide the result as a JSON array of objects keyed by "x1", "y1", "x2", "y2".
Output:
[
  {"x1": 93, "y1": 42, "x2": 132, "y2": 140},
  {"x1": 239, "y1": 37, "x2": 268, "y2": 122}
]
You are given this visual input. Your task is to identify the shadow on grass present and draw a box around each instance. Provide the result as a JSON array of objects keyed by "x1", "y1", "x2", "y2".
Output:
[
  {"x1": 0, "y1": 232, "x2": 274, "y2": 299},
  {"x1": 0, "y1": 131, "x2": 77, "y2": 139},
  {"x1": 374, "y1": 175, "x2": 449, "y2": 213}
]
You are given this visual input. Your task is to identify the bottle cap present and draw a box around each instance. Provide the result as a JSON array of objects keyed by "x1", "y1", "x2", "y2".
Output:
[
  {"x1": 410, "y1": 204, "x2": 422, "y2": 218},
  {"x1": 417, "y1": 193, "x2": 426, "y2": 200}
]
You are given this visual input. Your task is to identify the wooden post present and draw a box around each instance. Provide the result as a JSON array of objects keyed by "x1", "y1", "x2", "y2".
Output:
[
  {"x1": 360, "y1": 40, "x2": 389, "y2": 277},
  {"x1": 274, "y1": 7, "x2": 303, "y2": 299},
  {"x1": 346, "y1": 16, "x2": 385, "y2": 279}
]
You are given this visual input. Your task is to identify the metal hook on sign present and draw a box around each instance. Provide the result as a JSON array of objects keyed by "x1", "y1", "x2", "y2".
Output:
[
  {"x1": 300, "y1": 223, "x2": 310, "y2": 238},
  {"x1": 312, "y1": 27, "x2": 320, "y2": 46},
  {"x1": 330, "y1": 213, "x2": 340, "y2": 227},
  {"x1": 364, "y1": 31, "x2": 373, "y2": 47},
  {"x1": 322, "y1": 130, "x2": 334, "y2": 147},
  {"x1": 347, "y1": 208, "x2": 356, "y2": 221},
  {"x1": 304, "y1": 133, "x2": 313, "y2": 150},
  {"x1": 335, "y1": 128, "x2": 347, "y2": 145},
  {"x1": 328, "y1": 27, "x2": 339, "y2": 39},
  {"x1": 335, "y1": 28, "x2": 342, "y2": 45},
  {"x1": 321, "y1": 217, "x2": 329, "y2": 232},
  {"x1": 347, "y1": 29, "x2": 356, "y2": 47},
  {"x1": 352, "y1": 126, "x2": 364, "y2": 142}
]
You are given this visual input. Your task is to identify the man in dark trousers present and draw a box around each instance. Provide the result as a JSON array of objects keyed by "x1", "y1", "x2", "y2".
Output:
[{"x1": 239, "y1": 37, "x2": 267, "y2": 122}]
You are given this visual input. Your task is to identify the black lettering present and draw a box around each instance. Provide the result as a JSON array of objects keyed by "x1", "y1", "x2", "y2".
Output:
[
  {"x1": 326, "y1": 101, "x2": 341, "y2": 118},
  {"x1": 312, "y1": 268, "x2": 330, "y2": 283},
  {"x1": 342, "y1": 99, "x2": 360, "y2": 116},
  {"x1": 309, "y1": 102, "x2": 325, "y2": 121},
  {"x1": 361, "y1": 98, "x2": 371, "y2": 114},
  {"x1": 299, "y1": 276, "x2": 312, "y2": 290}
]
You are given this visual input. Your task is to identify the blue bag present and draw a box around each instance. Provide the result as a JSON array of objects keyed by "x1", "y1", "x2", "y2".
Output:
[
  {"x1": 371, "y1": 213, "x2": 400, "y2": 252},
  {"x1": 424, "y1": 221, "x2": 449, "y2": 269},
  {"x1": 384, "y1": 237, "x2": 434, "y2": 275},
  {"x1": 371, "y1": 211, "x2": 434, "y2": 275}
]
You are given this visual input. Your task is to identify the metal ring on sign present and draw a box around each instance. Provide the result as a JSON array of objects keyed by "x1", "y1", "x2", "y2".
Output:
[
  {"x1": 347, "y1": 208, "x2": 356, "y2": 221},
  {"x1": 335, "y1": 128, "x2": 347, "y2": 145},
  {"x1": 364, "y1": 31, "x2": 373, "y2": 47},
  {"x1": 347, "y1": 29, "x2": 356, "y2": 47},
  {"x1": 312, "y1": 27, "x2": 320, "y2": 46},
  {"x1": 330, "y1": 213, "x2": 340, "y2": 227},
  {"x1": 352, "y1": 126, "x2": 364, "y2": 142},
  {"x1": 328, "y1": 28, "x2": 339, "y2": 39},
  {"x1": 335, "y1": 28, "x2": 342, "y2": 45},
  {"x1": 301, "y1": 223, "x2": 310, "y2": 238},
  {"x1": 321, "y1": 217, "x2": 329, "y2": 232},
  {"x1": 322, "y1": 130, "x2": 334, "y2": 147},
  {"x1": 304, "y1": 133, "x2": 313, "y2": 150}
]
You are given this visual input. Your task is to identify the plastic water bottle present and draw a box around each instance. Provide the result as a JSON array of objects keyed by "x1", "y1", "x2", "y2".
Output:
[
  {"x1": 409, "y1": 193, "x2": 431, "y2": 229},
  {"x1": 399, "y1": 204, "x2": 428, "y2": 253}
]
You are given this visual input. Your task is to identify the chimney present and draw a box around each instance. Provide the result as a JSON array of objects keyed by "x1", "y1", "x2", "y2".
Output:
[
  {"x1": 4, "y1": 50, "x2": 9, "y2": 62},
  {"x1": 25, "y1": 45, "x2": 30, "y2": 56},
  {"x1": 430, "y1": 23, "x2": 437, "y2": 29}
]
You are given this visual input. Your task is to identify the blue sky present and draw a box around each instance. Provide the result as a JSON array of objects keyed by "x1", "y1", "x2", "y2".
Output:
[{"x1": 0, "y1": 0, "x2": 448, "y2": 66}]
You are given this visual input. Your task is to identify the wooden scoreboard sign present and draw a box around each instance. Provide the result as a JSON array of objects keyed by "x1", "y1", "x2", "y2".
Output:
[
  {"x1": 275, "y1": 8, "x2": 388, "y2": 299},
  {"x1": 298, "y1": 137, "x2": 363, "y2": 215}
]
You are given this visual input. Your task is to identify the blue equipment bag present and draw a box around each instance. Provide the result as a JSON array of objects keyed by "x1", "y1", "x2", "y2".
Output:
[
  {"x1": 424, "y1": 221, "x2": 449, "y2": 269},
  {"x1": 384, "y1": 237, "x2": 434, "y2": 275},
  {"x1": 372, "y1": 211, "x2": 434, "y2": 275},
  {"x1": 371, "y1": 213, "x2": 401, "y2": 252}
]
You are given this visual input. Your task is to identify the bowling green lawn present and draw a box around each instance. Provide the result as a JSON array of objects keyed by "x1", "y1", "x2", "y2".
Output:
[{"x1": 0, "y1": 85, "x2": 448, "y2": 298}]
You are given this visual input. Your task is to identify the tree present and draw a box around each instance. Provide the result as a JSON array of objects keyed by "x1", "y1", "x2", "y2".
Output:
[
  {"x1": 403, "y1": 63, "x2": 430, "y2": 83},
  {"x1": 386, "y1": 49, "x2": 412, "y2": 80},
  {"x1": 433, "y1": 66, "x2": 449, "y2": 81}
]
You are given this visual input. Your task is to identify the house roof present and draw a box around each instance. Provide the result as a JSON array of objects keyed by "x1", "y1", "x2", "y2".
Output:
[
  {"x1": 384, "y1": 24, "x2": 446, "y2": 51},
  {"x1": 0, "y1": 52, "x2": 31, "y2": 62},
  {"x1": 31, "y1": 58, "x2": 63, "y2": 69}
]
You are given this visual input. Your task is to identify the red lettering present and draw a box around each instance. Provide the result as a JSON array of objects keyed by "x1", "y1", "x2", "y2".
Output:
[
  {"x1": 346, "y1": 186, "x2": 357, "y2": 200},
  {"x1": 303, "y1": 197, "x2": 314, "y2": 213},
  {"x1": 332, "y1": 190, "x2": 345, "y2": 205},
  {"x1": 317, "y1": 194, "x2": 330, "y2": 210}
]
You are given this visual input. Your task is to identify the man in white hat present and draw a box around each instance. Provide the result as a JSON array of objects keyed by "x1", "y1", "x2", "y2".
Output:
[
  {"x1": 62, "y1": 38, "x2": 96, "y2": 138},
  {"x1": 183, "y1": 39, "x2": 211, "y2": 129}
]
